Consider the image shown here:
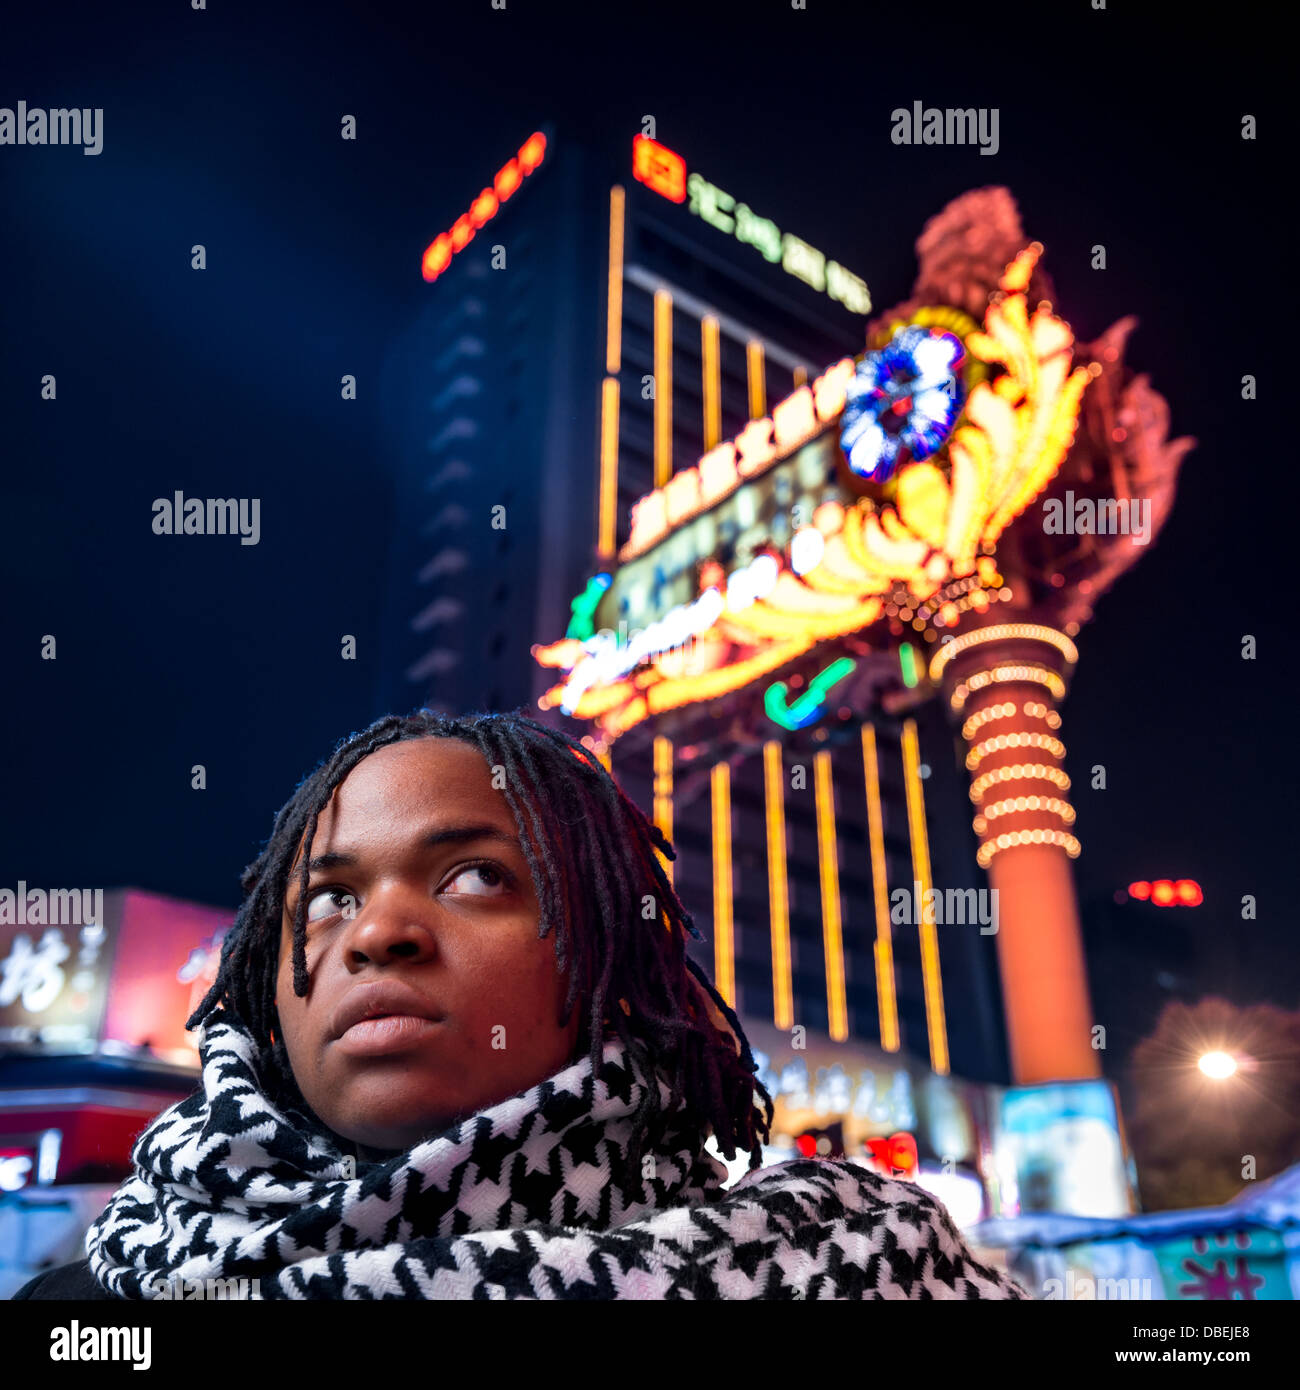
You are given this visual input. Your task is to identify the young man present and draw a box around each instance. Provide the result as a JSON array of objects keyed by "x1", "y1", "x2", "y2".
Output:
[{"x1": 15, "y1": 710, "x2": 1027, "y2": 1300}]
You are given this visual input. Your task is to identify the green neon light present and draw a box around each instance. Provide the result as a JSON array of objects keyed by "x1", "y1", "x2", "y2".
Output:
[
  {"x1": 765, "y1": 657, "x2": 857, "y2": 731},
  {"x1": 899, "y1": 642, "x2": 918, "y2": 689},
  {"x1": 566, "y1": 573, "x2": 611, "y2": 640}
]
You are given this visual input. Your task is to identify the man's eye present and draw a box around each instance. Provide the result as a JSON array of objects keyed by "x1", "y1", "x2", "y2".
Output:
[
  {"x1": 305, "y1": 888, "x2": 354, "y2": 922},
  {"x1": 443, "y1": 865, "x2": 507, "y2": 896}
]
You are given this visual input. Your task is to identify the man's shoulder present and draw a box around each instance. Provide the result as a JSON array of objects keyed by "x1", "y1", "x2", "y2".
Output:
[
  {"x1": 720, "y1": 1157, "x2": 1031, "y2": 1298},
  {"x1": 727, "y1": 1156, "x2": 904, "y2": 1199},
  {"x1": 11, "y1": 1258, "x2": 118, "y2": 1300}
]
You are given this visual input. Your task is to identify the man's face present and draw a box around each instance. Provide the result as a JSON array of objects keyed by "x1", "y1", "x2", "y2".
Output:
[{"x1": 274, "y1": 736, "x2": 583, "y2": 1153}]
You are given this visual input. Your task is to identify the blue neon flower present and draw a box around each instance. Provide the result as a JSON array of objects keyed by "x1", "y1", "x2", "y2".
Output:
[{"x1": 839, "y1": 326, "x2": 965, "y2": 482}]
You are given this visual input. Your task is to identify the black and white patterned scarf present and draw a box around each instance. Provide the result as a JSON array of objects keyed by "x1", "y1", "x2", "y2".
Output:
[{"x1": 85, "y1": 1010, "x2": 1028, "y2": 1299}]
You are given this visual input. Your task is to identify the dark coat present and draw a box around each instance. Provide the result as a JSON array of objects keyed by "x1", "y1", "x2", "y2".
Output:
[{"x1": 11, "y1": 1258, "x2": 119, "y2": 1300}]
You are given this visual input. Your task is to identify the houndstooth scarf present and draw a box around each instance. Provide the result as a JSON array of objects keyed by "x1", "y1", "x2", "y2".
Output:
[{"x1": 85, "y1": 1009, "x2": 1028, "y2": 1299}]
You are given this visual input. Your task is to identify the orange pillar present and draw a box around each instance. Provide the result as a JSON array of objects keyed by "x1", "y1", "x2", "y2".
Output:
[{"x1": 934, "y1": 623, "x2": 1100, "y2": 1085}]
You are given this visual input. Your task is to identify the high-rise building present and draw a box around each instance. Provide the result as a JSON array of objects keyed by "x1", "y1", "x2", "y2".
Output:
[{"x1": 376, "y1": 123, "x2": 1009, "y2": 1093}]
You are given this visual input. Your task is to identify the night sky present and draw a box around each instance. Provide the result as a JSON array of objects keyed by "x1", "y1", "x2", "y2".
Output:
[{"x1": 1, "y1": 2, "x2": 1291, "y2": 1024}]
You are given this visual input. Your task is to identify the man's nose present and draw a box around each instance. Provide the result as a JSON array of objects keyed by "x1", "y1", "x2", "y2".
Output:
[{"x1": 342, "y1": 887, "x2": 439, "y2": 964}]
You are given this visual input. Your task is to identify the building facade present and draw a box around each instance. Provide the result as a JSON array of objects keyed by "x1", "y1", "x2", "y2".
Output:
[{"x1": 377, "y1": 122, "x2": 1013, "y2": 1113}]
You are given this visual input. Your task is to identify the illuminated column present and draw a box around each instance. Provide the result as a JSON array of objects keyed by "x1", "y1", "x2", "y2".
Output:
[
  {"x1": 901, "y1": 720, "x2": 950, "y2": 1076},
  {"x1": 763, "y1": 740, "x2": 793, "y2": 1030},
  {"x1": 793, "y1": 364, "x2": 808, "y2": 388},
  {"x1": 746, "y1": 339, "x2": 766, "y2": 420},
  {"x1": 597, "y1": 187, "x2": 625, "y2": 560},
  {"x1": 654, "y1": 291, "x2": 673, "y2": 487},
  {"x1": 653, "y1": 736, "x2": 674, "y2": 885},
  {"x1": 814, "y1": 751, "x2": 848, "y2": 1041},
  {"x1": 702, "y1": 315, "x2": 721, "y2": 450},
  {"x1": 711, "y1": 762, "x2": 736, "y2": 1008},
  {"x1": 605, "y1": 186, "x2": 624, "y2": 374},
  {"x1": 932, "y1": 622, "x2": 1099, "y2": 1085},
  {"x1": 861, "y1": 726, "x2": 900, "y2": 1052},
  {"x1": 597, "y1": 377, "x2": 619, "y2": 560}
]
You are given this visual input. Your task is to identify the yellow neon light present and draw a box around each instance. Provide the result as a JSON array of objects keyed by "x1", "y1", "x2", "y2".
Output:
[
  {"x1": 702, "y1": 315, "x2": 721, "y2": 450},
  {"x1": 763, "y1": 741, "x2": 793, "y2": 1031},
  {"x1": 979, "y1": 795, "x2": 1076, "y2": 825},
  {"x1": 861, "y1": 726, "x2": 899, "y2": 1052},
  {"x1": 606, "y1": 186, "x2": 625, "y2": 375},
  {"x1": 654, "y1": 290, "x2": 673, "y2": 488},
  {"x1": 711, "y1": 762, "x2": 735, "y2": 1008},
  {"x1": 653, "y1": 736, "x2": 674, "y2": 884},
  {"x1": 929, "y1": 623, "x2": 1078, "y2": 681},
  {"x1": 970, "y1": 763, "x2": 1072, "y2": 801},
  {"x1": 597, "y1": 377, "x2": 620, "y2": 560},
  {"x1": 977, "y1": 828, "x2": 1082, "y2": 869},
  {"x1": 965, "y1": 731, "x2": 1067, "y2": 771},
  {"x1": 746, "y1": 340, "x2": 766, "y2": 419},
  {"x1": 949, "y1": 664, "x2": 1066, "y2": 712},
  {"x1": 814, "y1": 751, "x2": 848, "y2": 1042},
  {"x1": 720, "y1": 595, "x2": 883, "y2": 643},
  {"x1": 901, "y1": 719, "x2": 949, "y2": 1076},
  {"x1": 596, "y1": 748, "x2": 612, "y2": 773}
]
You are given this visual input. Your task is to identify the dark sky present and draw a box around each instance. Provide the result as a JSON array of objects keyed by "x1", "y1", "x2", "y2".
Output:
[{"x1": 1, "y1": 2, "x2": 1291, "y2": 1015}]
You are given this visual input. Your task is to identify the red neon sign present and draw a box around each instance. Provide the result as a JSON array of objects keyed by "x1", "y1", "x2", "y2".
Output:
[
  {"x1": 421, "y1": 131, "x2": 548, "y2": 283},
  {"x1": 633, "y1": 134, "x2": 686, "y2": 203},
  {"x1": 864, "y1": 1133, "x2": 918, "y2": 1176},
  {"x1": 1127, "y1": 879, "x2": 1203, "y2": 906}
]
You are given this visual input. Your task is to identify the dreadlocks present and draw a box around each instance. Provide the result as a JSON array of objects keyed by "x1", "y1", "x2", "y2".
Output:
[{"x1": 186, "y1": 709, "x2": 774, "y2": 1188}]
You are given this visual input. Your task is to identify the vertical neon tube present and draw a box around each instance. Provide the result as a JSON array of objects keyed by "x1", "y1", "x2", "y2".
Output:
[
  {"x1": 597, "y1": 377, "x2": 619, "y2": 560},
  {"x1": 746, "y1": 339, "x2": 766, "y2": 420},
  {"x1": 654, "y1": 290, "x2": 673, "y2": 488},
  {"x1": 711, "y1": 762, "x2": 735, "y2": 1008},
  {"x1": 653, "y1": 736, "x2": 674, "y2": 885},
  {"x1": 814, "y1": 750, "x2": 848, "y2": 1042},
  {"x1": 861, "y1": 725, "x2": 900, "y2": 1053},
  {"x1": 902, "y1": 719, "x2": 949, "y2": 1075},
  {"x1": 605, "y1": 186, "x2": 624, "y2": 375},
  {"x1": 702, "y1": 315, "x2": 721, "y2": 450},
  {"x1": 763, "y1": 741, "x2": 793, "y2": 1030}
]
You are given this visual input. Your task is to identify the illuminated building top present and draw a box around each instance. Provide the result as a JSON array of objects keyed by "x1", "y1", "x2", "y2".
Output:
[{"x1": 535, "y1": 186, "x2": 1191, "y2": 754}]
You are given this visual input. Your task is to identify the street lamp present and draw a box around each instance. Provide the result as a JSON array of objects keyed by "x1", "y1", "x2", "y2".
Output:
[{"x1": 1198, "y1": 1050, "x2": 1238, "y2": 1079}]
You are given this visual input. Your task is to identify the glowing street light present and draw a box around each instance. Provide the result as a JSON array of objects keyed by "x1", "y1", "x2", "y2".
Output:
[{"x1": 1198, "y1": 1051, "x2": 1238, "y2": 1080}]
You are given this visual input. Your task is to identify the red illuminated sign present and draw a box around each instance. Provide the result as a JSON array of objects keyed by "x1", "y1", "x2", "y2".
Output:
[
  {"x1": 1127, "y1": 879, "x2": 1202, "y2": 906},
  {"x1": 421, "y1": 131, "x2": 548, "y2": 283},
  {"x1": 864, "y1": 1132, "x2": 919, "y2": 1176},
  {"x1": 632, "y1": 134, "x2": 686, "y2": 203}
]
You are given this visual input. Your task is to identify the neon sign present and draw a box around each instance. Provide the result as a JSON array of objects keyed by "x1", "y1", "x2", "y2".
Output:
[
  {"x1": 621, "y1": 358, "x2": 856, "y2": 562},
  {"x1": 566, "y1": 573, "x2": 611, "y2": 640},
  {"x1": 632, "y1": 135, "x2": 871, "y2": 315},
  {"x1": 863, "y1": 1132, "x2": 919, "y2": 1176},
  {"x1": 1127, "y1": 880, "x2": 1203, "y2": 906},
  {"x1": 558, "y1": 554, "x2": 781, "y2": 715},
  {"x1": 421, "y1": 131, "x2": 547, "y2": 283},
  {"x1": 536, "y1": 242, "x2": 1093, "y2": 744},
  {"x1": 765, "y1": 657, "x2": 857, "y2": 731}
]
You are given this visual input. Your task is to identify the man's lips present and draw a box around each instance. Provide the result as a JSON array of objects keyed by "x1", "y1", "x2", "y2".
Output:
[{"x1": 331, "y1": 980, "x2": 443, "y2": 1041}]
